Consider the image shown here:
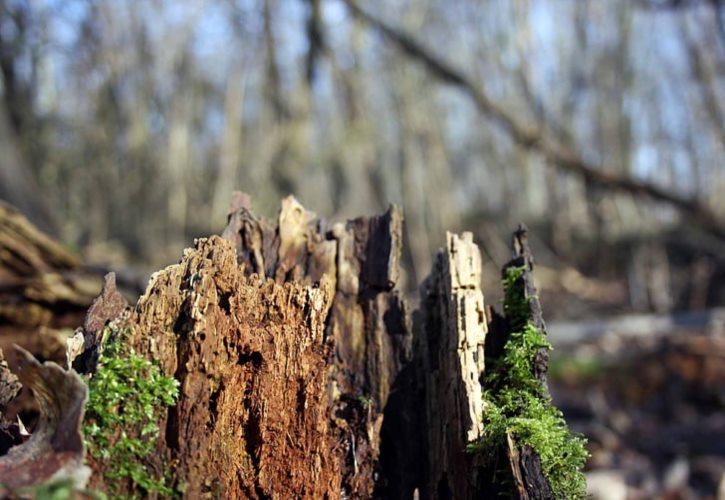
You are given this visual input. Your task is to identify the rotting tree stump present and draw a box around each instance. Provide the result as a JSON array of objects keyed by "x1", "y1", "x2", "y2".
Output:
[{"x1": 0, "y1": 194, "x2": 582, "y2": 499}]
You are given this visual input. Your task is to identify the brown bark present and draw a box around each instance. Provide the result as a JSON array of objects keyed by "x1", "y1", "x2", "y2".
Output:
[
  {"x1": 220, "y1": 195, "x2": 410, "y2": 496},
  {"x1": 122, "y1": 236, "x2": 339, "y2": 497},
  {"x1": 78, "y1": 194, "x2": 412, "y2": 498}
]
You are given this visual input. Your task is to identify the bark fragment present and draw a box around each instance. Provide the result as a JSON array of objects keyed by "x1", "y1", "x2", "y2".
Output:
[
  {"x1": 68, "y1": 272, "x2": 129, "y2": 373},
  {"x1": 0, "y1": 346, "x2": 88, "y2": 492}
]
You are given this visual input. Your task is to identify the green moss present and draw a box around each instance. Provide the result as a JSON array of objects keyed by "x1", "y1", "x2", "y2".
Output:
[
  {"x1": 357, "y1": 394, "x2": 373, "y2": 408},
  {"x1": 22, "y1": 479, "x2": 77, "y2": 500},
  {"x1": 501, "y1": 264, "x2": 530, "y2": 330},
  {"x1": 25, "y1": 479, "x2": 107, "y2": 500},
  {"x1": 472, "y1": 265, "x2": 589, "y2": 499},
  {"x1": 83, "y1": 326, "x2": 179, "y2": 499}
]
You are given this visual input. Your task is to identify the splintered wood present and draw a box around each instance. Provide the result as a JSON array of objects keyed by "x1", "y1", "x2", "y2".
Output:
[
  {"x1": 84, "y1": 195, "x2": 412, "y2": 498},
  {"x1": 126, "y1": 237, "x2": 340, "y2": 497},
  {"x1": 414, "y1": 231, "x2": 488, "y2": 498},
  {"x1": 220, "y1": 195, "x2": 409, "y2": 497},
  {"x1": 445, "y1": 232, "x2": 487, "y2": 443}
]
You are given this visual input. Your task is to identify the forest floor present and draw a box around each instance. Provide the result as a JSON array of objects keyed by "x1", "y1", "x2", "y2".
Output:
[{"x1": 548, "y1": 322, "x2": 725, "y2": 499}]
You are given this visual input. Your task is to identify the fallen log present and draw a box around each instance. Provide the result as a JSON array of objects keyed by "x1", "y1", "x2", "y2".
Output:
[{"x1": 548, "y1": 307, "x2": 725, "y2": 345}]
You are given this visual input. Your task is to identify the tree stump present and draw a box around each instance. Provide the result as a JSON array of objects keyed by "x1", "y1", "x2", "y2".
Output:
[{"x1": 0, "y1": 195, "x2": 585, "y2": 498}]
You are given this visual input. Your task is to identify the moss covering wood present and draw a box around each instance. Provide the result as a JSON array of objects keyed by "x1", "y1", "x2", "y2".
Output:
[
  {"x1": 83, "y1": 325, "x2": 179, "y2": 498},
  {"x1": 471, "y1": 265, "x2": 589, "y2": 499}
]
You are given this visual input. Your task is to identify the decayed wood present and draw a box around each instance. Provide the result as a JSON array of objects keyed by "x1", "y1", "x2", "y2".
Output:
[
  {"x1": 508, "y1": 225, "x2": 549, "y2": 385},
  {"x1": 381, "y1": 226, "x2": 556, "y2": 499},
  {"x1": 78, "y1": 197, "x2": 557, "y2": 499},
  {"x1": 483, "y1": 224, "x2": 554, "y2": 498},
  {"x1": 0, "y1": 200, "x2": 105, "y2": 369},
  {"x1": 411, "y1": 231, "x2": 489, "y2": 498},
  {"x1": 0, "y1": 200, "x2": 98, "y2": 322},
  {"x1": 0, "y1": 346, "x2": 88, "y2": 493},
  {"x1": 67, "y1": 273, "x2": 129, "y2": 374},
  {"x1": 0, "y1": 349, "x2": 20, "y2": 411},
  {"x1": 76, "y1": 194, "x2": 411, "y2": 498},
  {"x1": 120, "y1": 236, "x2": 341, "y2": 497},
  {"x1": 0, "y1": 201, "x2": 110, "y2": 448},
  {"x1": 220, "y1": 194, "x2": 410, "y2": 496}
]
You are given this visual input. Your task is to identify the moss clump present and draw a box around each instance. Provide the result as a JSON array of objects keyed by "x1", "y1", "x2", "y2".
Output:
[
  {"x1": 83, "y1": 326, "x2": 179, "y2": 499},
  {"x1": 501, "y1": 264, "x2": 531, "y2": 330},
  {"x1": 473, "y1": 265, "x2": 589, "y2": 499}
]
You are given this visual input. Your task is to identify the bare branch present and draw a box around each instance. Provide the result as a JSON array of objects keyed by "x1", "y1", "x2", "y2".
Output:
[{"x1": 341, "y1": 0, "x2": 725, "y2": 237}]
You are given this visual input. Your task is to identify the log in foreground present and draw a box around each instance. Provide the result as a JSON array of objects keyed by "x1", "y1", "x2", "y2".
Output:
[
  {"x1": 0, "y1": 195, "x2": 587, "y2": 498},
  {"x1": 0, "y1": 200, "x2": 101, "y2": 371}
]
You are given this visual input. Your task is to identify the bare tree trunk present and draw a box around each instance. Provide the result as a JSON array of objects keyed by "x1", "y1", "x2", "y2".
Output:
[{"x1": 0, "y1": 101, "x2": 55, "y2": 236}]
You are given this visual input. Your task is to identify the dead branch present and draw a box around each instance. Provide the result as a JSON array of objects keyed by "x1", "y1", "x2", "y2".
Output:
[{"x1": 341, "y1": 0, "x2": 725, "y2": 238}]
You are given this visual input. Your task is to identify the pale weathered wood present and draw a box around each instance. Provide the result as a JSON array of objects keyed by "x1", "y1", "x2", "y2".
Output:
[{"x1": 412, "y1": 231, "x2": 488, "y2": 498}]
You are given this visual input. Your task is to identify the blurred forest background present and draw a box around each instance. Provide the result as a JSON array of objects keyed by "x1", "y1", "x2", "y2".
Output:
[
  {"x1": 1, "y1": 0, "x2": 724, "y2": 316},
  {"x1": 1, "y1": 0, "x2": 725, "y2": 497}
]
